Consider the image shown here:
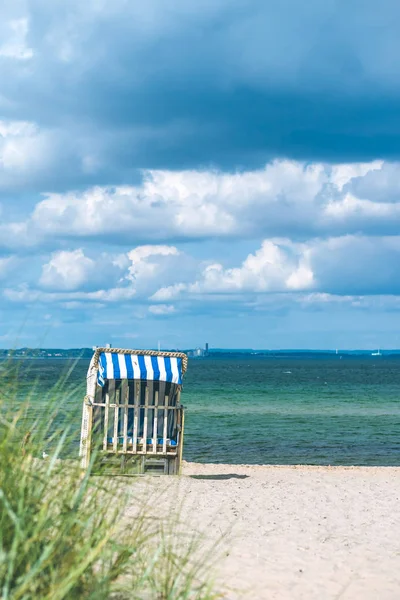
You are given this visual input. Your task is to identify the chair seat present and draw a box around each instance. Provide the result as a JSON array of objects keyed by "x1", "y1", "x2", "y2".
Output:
[{"x1": 107, "y1": 437, "x2": 177, "y2": 447}]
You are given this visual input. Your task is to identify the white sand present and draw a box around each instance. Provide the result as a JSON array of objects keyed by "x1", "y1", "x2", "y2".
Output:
[{"x1": 127, "y1": 462, "x2": 400, "y2": 599}]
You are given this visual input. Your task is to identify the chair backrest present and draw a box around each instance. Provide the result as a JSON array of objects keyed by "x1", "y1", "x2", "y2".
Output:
[{"x1": 92, "y1": 378, "x2": 181, "y2": 451}]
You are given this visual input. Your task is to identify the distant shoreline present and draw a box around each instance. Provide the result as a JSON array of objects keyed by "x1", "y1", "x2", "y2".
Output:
[{"x1": 2, "y1": 350, "x2": 400, "y2": 359}]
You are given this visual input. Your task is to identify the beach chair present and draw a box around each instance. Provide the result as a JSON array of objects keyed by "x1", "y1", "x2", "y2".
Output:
[{"x1": 80, "y1": 347, "x2": 188, "y2": 475}]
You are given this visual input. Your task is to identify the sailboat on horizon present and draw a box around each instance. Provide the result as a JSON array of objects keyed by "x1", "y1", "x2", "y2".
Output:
[{"x1": 371, "y1": 348, "x2": 382, "y2": 356}]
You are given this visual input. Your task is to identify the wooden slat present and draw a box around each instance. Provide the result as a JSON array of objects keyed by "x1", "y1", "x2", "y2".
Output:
[
  {"x1": 133, "y1": 381, "x2": 139, "y2": 453},
  {"x1": 128, "y1": 380, "x2": 135, "y2": 453},
  {"x1": 176, "y1": 389, "x2": 181, "y2": 446},
  {"x1": 142, "y1": 385, "x2": 149, "y2": 454},
  {"x1": 146, "y1": 380, "x2": 154, "y2": 453},
  {"x1": 103, "y1": 392, "x2": 110, "y2": 450},
  {"x1": 92, "y1": 385, "x2": 103, "y2": 440},
  {"x1": 107, "y1": 379, "x2": 116, "y2": 452},
  {"x1": 113, "y1": 388, "x2": 119, "y2": 453},
  {"x1": 163, "y1": 393, "x2": 168, "y2": 454},
  {"x1": 157, "y1": 381, "x2": 166, "y2": 440},
  {"x1": 153, "y1": 389, "x2": 159, "y2": 454},
  {"x1": 108, "y1": 379, "x2": 116, "y2": 399},
  {"x1": 122, "y1": 380, "x2": 128, "y2": 453},
  {"x1": 179, "y1": 408, "x2": 185, "y2": 472},
  {"x1": 83, "y1": 404, "x2": 94, "y2": 468},
  {"x1": 177, "y1": 388, "x2": 184, "y2": 474}
]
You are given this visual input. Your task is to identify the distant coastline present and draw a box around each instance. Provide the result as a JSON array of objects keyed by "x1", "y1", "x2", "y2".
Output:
[{"x1": 2, "y1": 347, "x2": 400, "y2": 359}]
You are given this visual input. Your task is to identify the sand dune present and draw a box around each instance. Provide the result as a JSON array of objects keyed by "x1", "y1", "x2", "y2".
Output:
[{"x1": 127, "y1": 462, "x2": 400, "y2": 599}]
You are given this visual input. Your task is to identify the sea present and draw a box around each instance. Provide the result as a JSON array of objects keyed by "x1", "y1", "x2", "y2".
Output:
[{"x1": 2, "y1": 354, "x2": 400, "y2": 466}]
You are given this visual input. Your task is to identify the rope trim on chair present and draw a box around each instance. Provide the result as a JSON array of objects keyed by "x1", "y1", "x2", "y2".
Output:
[{"x1": 92, "y1": 347, "x2": 188, "y2": 374}]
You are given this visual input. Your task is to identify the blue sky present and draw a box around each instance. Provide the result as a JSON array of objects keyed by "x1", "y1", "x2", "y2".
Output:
[{"x1": 1, "y1": 0, "x2": 400, "y2": 349}]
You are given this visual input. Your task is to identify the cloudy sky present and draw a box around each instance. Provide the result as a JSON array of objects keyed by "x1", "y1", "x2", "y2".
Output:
[{"x1": 1, "y1": 0, "x2": 400, "y2": 350}]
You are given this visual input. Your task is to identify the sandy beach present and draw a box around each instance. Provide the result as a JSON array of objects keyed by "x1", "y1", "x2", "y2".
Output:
[{"x1": 127, "y1": 462, "x2": 400, "y2": 599}]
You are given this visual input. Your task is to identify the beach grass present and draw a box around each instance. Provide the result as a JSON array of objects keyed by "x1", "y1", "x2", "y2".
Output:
[{"x1": 0, "y1": 360, "x2": 219, "y2": 600}]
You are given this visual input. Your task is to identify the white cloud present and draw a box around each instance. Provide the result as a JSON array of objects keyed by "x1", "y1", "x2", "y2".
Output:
[
  {"x1": 330, "y1": 161, "x2": 382, "y2": 192},
  {"x1": 128, "y1": 245, "x2": 179, "y2": 262},
  {"x1": 0, "y1": 120, "x2": 51, "y2": 186},
  {"x1": 0, "y1": 256, "x2": 17, "y2": 280},
  {"x1": 348, "y1": 162, "x2": 400, "y2": 203},
  {"x1": 1, "y1": 159, "x2": 395, "y2": 249},
  {"x1": 0, "y1": 18, "x2": 33, "y2": 60},
  {"x1": 0, "y1": 121, "x2": 36, "y2": 138},
  {"x1": 127, "y1": 245, "x2": 180, "y2": 282},
  {"x1": 148, "y1": 304, "x2": 176, "y2": 315},
  {"x1": 151, "y1": 240, "x2": 314, "y2": 300},
  {"x1": 4, "y1": 232, "x2": 400, "y2": 315},
  {"x1": 324, "y1": 193, "x2": 400, "y2": 221},
  {"x1": 36, "y1": 248, "x2": 127, "y2": 296},
  {"x1": 124, "y1": 244, "x2": 192, "y2": 299},
  {"x1": 4, "y1": 284, "x2": 136, "y2": 304},
  {"x1": 150, "y1": 234, "x2": 400, "y2": 303},
  {"x1": 151, "y1": 283, "x2": 190, "y2": 302},
  {"x1": 40, "y1": 249, "x2": 98, "y2": 291},
  {"x1": 5, "y1": 244, "x2": 187, "y2": 306},
  {"x1": 298, "y1": 293, "x2": 362, "y2": 306},
  {"x1": 190, "y1": 241, "x2": 313, "y2": 293}
]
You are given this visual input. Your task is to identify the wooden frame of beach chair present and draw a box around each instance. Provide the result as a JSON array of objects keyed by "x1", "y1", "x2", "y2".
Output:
[{"x1": 79, "y1": 347, "x2": 188, "y2": 475}]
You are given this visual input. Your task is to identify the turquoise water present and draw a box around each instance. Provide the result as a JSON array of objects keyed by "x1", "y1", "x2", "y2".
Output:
[{"x1": 3, "y1": 355, "x2": 400, "y2": 466}]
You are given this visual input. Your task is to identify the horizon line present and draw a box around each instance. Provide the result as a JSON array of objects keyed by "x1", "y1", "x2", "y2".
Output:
[{"x1": 1, "y1": 347, "x2": 399, "y2": 353}]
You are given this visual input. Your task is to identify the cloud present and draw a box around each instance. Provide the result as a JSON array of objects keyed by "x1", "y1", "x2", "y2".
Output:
[
  {"x1": 330, "y1": 162, "x2": 384, "y2": 192},
  {"x1": 151, "y1": 239, "x2": 313, "y2": 301},
  {"x1": 0, "y1": 117, "x2": 120, "y2": 198},
  {"x1": 40, "y1": 249, "x2": 95, "y2": 291},
  {"x1": 127, "y1": 245, "x2": 180, "y2": 282},
  {"x1": 4, "y1": 283, "x2": 136, "y2": 304},
  {"x1": 2, "y1": 158, "x2": 398, "y2": 250},
  {"x1": 148, "y1": 304, "x2": 176, "y2": 315},
  {"x1": 0, "y1": 256, "x2": 18, "y2": 279},
  {"x1": 189, "y1": 241, "x2": 314, "y2": 294},
  {"x1": 5, "y1": 244, "x2": 187, "y2": 305},
  {"x1": 151, "y1": 283, "x2": 187, "y2": 302},
  {"x1": 310, "y1": 235, "x2": 400, "y2": 295},
  {"x1": 0, "y1": 0, "x2": 400, "y2": 201},
  {"x1": 151, "y1": 235, "x2": 400, "y2": 302},
  {"x1": 3, "y1": 233, "x2": 400, "y2": 348},
  {"x1": 0, "y1": 18, "x2": 33, "y2": 60},
  {"x1": 348, "y1": 162, "x2": 400, "y2": 203},
  {"x1": 26, "y1": 234, "x2": 400, "y2": 307},
  {"x1": 0, "y1": 120, "x2": 51, "y2": 188},
  {"x1": 39, "y1": 248, "x2": 127, "y2": 292},
  {"x1": 2, "y1": 156, "x2": 400, "y2": 331}
]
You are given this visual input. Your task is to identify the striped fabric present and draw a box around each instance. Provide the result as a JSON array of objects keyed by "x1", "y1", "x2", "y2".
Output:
[{"x1": 96, "y1": 352, "x2": 183, "y2": 386}]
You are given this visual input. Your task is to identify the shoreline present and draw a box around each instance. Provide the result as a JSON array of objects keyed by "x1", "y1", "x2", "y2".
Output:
[{"x1": 182, "y1": 460, "x2": 400, "y2": 471}]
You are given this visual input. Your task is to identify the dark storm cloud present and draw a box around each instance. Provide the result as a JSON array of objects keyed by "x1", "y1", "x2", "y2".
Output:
[{"x1": 2, "y1": 0, "x2": 400, "y2": 195}]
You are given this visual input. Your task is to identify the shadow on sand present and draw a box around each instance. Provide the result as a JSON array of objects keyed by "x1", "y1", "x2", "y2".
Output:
[{"x1": 189, "y1": 474, "x2": 249, "y2": 480}]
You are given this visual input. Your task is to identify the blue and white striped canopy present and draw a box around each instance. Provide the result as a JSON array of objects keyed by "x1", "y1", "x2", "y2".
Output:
[{"x1": 97, "y1": 352, "x2": 183, "y2": 386}]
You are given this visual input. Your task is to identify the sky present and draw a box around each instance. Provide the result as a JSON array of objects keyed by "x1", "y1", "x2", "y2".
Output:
[{"x1": 1, "y1": 0, "x2": 400, "y2": 350}]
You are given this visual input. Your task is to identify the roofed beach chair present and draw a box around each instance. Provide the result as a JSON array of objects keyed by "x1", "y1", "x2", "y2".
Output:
[{"x1": 80, "y1": 347, "x2": 188, "y2": 475}]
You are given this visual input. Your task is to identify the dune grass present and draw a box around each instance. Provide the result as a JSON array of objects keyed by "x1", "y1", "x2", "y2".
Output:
[{"x1": 0, "y1": 360, "x2": 219, "y2": 599}]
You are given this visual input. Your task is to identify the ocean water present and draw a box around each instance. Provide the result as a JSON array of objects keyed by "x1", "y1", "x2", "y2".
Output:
[{"x1": 3, "y1": 355, "x2": 400, "y2": 466}]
